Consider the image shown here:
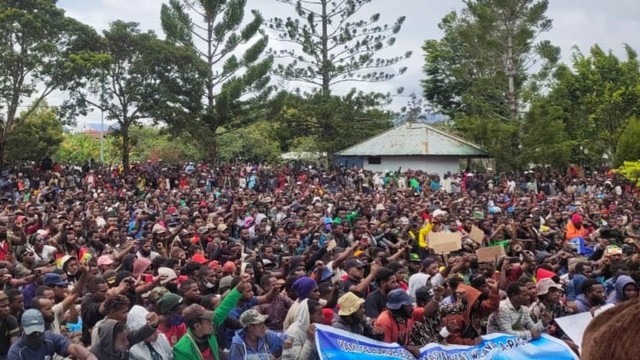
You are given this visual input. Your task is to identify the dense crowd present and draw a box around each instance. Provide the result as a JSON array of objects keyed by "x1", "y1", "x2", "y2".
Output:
[{"x1": 0, "y1": 160, "x2": 638, "y2": 360}]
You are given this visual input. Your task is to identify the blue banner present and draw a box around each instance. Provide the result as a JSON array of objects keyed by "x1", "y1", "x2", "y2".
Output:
[{"x1": 315, "y1": 324, "x2": 579, "y2": 360}]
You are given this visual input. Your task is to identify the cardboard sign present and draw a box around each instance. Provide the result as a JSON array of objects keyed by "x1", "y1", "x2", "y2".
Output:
[
  {"x1": 327, "y1": 240, "x2": 337, "y2": 251},
  {"x1": 475, "y1": 245, "x2": 506, "y2": 263},
  {"x1": 469, "y1": 226, "x2": 485, "y2": 244},
  {"x1": 428, "y1": 232, "x2": 462, "y2": 254}
]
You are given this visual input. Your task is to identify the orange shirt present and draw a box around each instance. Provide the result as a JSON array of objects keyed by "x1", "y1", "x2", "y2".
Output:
[
  {"x1": 565, "y1": 222, "x2": 587, "y2": 241},
  {"x1": 375, "y1": 307, "x2": 425, "y2": 344}
]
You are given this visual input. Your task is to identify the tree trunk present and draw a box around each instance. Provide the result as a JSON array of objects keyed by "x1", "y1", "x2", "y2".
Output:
[
  {"x1": 122, "y1": 125, "x2": 130, "y2": 173},
  {"x1": 321, "y1": 0, "x2": 330, "y2": 94},
  {"x1": 505, "y1": 24, "x2": 518, "y2": 121},
  {"x1": 208, "y1": 134, "x2": 218, "y2": 163},
  {"x1": 0, "y1": 139, "x2": 5, "y2": 170}
]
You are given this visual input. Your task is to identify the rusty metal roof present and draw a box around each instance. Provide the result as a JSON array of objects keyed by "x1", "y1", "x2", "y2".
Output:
[{"x1": 337, "y1": 122, "x2": 489, "y2": 157}]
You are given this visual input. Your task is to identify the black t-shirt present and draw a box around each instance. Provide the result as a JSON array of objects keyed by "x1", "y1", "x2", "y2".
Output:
[
  {"x1": 0, "y1": 315, "x2": 20, "y2": 355},
  {"x1": 364, "y1": 289, "x2": 387, "y2": 318}
]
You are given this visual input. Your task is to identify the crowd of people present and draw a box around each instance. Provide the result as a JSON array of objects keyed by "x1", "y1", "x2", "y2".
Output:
[{"x1": 0, "y1": 160, "x2": 638, "y2": 359}]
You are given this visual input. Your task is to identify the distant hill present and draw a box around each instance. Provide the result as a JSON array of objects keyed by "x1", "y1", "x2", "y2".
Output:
[{"x1": 393, "y1": 113, "x2": 449, "y2": 126}]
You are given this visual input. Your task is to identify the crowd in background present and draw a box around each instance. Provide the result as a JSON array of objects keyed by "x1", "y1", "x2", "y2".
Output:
[{"x1": 0, "y1": 159, "x2": 638, "y2": 359}]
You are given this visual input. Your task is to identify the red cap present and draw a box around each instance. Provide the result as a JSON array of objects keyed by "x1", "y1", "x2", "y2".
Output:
[
  {"x1": 191, "y1": 253, "x2": 208, "y2": 265},
  {"x1": 536, "y1": 268, "x2": 556, "y2": 281},
  {"x1": 208, "y1": 260, "x2": 220, "y2": 269}
]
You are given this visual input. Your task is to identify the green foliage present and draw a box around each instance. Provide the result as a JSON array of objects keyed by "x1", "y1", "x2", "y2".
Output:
[
  {"x1": 615, "y1": 117, "x2": 640, "y2": 166},
  {"x1": 423, "y1": 0, "x2": 559, "y2": 120},
  {"x1": 269, "y1": 0, "x2": 411, "y2": 93},
  {"x1": 217, "y1": 121, "x2": 281, "y2": 162},
  {"x1": 272, "y1": 91, "x2": 393, "y2": 155},
  {"x1": 55, "y1": 127, "x2": 204, "y2": 165},
  {"x1": 6, "y1": 103, "x2": 64, "y2": 162},
  {"x1": 520, "y1": 101, "x2": 573, "y2": 168},
  {"x1": 161, "y1": 0, "x2": 273, "y2": 160},
  {"x1": 534, "y1": 45, "x2": 640, "y2": 166},
  {"x1": 614, "y1": 161, "x2": 640, "y2": 187},
  {"x1": 0, "y1": 0, "x2": 102, "y2": 165},
  {"x1": 66, "y1": 21, "x2": 207, "y2": 171},
  {"x1": 55, "y1": 133, "x2": 115, "y2": 165},
  {"x1": 422, "y1": 0, "x2": 559, "y2": 170}
]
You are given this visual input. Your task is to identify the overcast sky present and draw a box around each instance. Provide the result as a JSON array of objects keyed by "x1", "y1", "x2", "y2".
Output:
[{"x1": 56, "y1": 0, "x2": 640, "y2": 128}]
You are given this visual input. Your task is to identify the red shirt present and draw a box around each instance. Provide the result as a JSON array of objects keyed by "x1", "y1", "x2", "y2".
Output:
[{"x1": 158, "y1": 323, "x2": 187, "y2": 347}]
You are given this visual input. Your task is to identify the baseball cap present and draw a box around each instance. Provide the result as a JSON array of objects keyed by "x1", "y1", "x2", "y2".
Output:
[
  {"x1": 409, "y1": 253, "x2": 421, "y2": 262},
  {"x1": 43, "y1": 273, "x2": 67, "y2": 287},
  {"x1": 239, "y1": 309, "x2": 268, "y2": 327},
  {"x1": 344, "y1": 258, "x2": 366, "y2": 270},
  {"x1": 182, "y1": 304, "x2": 214, "y2": 323},
  {"x1": 156, "y1": 267, "x2": 178, "y2": 285},
  {"x1": 222, "y1": 261, "x2": 236, "y2": 273},
  {"x1": 536, "y1": 278, "x2": 563, "y2": 296},
  {"x1": 197, "y1": 226, "x2": 209, "y2": 235},
  {"x1": 158, "y1": 293, "x2": 184, "y2": 315},
  {"x1": 147, "y1": 287, "x2": 170, "y2": 304},
  {"x1": 217, "y1": 224, "x2": 228, "y2": 232},
  {"x1": 386, "y1": 289, "x2": 414, "y2": 310},
  {"x1": 191, "y1": 253, "x2": 208, "y2": 265},
  {"x1": 338, "y1": 292, "x2": 365, "y2": 316},
  {"x1": 22, "y1": 309, "x2": 45, "y2": 335},
  {"x1": 97, "y1": 255, "x2": 114, "y2": 267}
]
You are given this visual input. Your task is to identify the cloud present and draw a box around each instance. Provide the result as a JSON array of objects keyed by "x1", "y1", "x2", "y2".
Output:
[{"x1": 55, "y1": 0, "x2": 640, "y2": 121}]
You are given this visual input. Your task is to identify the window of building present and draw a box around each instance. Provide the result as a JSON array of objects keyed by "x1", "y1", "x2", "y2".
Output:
[{"x1": 368, "y1": 156, "x2": 381, "y2": 165}]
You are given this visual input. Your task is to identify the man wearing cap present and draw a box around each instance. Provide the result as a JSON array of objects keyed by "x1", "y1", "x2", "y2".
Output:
[
  {"x1": 7, "y1": 309, "x2": 96, "y2": 360},
  {"x1": 38, "y1": 266, "x2": 88, "y2": 334},
  {"x1": 374, "y1": 289, "x2": 429, "y2": 357},
  {"x1": 340, "y1": 258, "x2": 379, "y2": 298},
  {"x1": 173, "y1": 276, "x2": 248, "y2": 360},
  {"x1": 229, "y1": 309, "x2": 286, "y2": 360},
  {"x1": 333, "y1": 292, "x2": 383, "y2": 340},
  {"x1": 529, "y1": 278, "x2": 578, "y2": 351}
]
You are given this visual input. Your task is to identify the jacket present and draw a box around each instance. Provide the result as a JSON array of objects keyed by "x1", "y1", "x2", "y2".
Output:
[
  {"x1": 173, "y1": 287, "x2": 242, "y2": 360},
  {"x1": 127, "y1": 305, "x2": 173, "y2": 360},
  {"x1": 281, "y1": 299, "x2": 319, "y2": 360},
  {"x1": 90, "y1": 319, "x2": 156, "y2": 360},
  {"x1": 228, "y1": 329, "x2": 285, "y2": 360},
  {"x1": 606, "y1": 275, "x2": 638, "y2": 304}
]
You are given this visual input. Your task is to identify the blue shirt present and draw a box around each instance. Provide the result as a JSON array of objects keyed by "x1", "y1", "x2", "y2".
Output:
[{"x1": 7, "y1": 332, "x2": 69, "y2": 360}]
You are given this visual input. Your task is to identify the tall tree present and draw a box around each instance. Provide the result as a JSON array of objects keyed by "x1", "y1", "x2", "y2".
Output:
[
  {"x1": 529, "y1": 45, "x2": 640, "y2": 166},
  {"x1": 422, "y1": 0, "x2": 559, "y2": 169},
  {"x1": 269, "y1": 0, "x2": 411, "y2": 94},
  {"x1": 6, "y1": 102, "x2": 64, "y2": 162},
  {"x1": 0, "y1": 0, "x2": 101, "y2": 166},
  {"x1": 161, "y1": 0, "x2": 273, "y2": 159},
  {"x1": 66, "y1": 21, "x2": 207, "y2": 171}
]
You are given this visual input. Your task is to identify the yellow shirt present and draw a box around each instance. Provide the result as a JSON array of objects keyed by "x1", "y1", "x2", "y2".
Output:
[{"x1": 418, "y1": 222, "x2": 434, "y2": 248}]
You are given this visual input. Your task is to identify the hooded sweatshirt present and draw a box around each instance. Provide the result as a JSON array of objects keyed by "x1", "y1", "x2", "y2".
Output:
[
  {"x1": 91, "y1": 318, "x2": 157, "y2": 360},
  {"x1": 606, "y1": 275, "x2": 638, "y2": 305},
  {"x1": 127, "y1": 305, "x2": 173, "y2": 360},
  {"x1": 282, "y1": 299, "x2": 319, "y2": 360}
]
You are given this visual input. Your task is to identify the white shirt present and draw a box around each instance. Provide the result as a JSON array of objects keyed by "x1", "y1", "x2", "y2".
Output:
[{"x1": 34, "y1": 245, "x2": 57, "y2": 263}]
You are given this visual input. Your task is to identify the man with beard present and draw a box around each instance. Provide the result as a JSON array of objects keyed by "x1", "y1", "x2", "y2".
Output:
[
  {"x1": 0, "y1": 291, "x2": 20, "y2": 359},
  {"x1": 7, "y1": 309, "x2": 96, "y2": 360},
  {"x1": 374, "y1": 289, "x2": 426, "y2": 357},
  {"x1": 137, "y1": 238, "x2": 161, "y2": 261},
  {"x1": 575, "y1": 279, "x2": 607, "y2": 313},
  {"x1": 80, "y1": 275, "x2": 131, "y2": 345},
  {"x1": 364, "y1": 267, "x2": 399, "y2": 318},
  {"x1": 487, "y1": 282, "x2": 543, "y2": 340}
]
